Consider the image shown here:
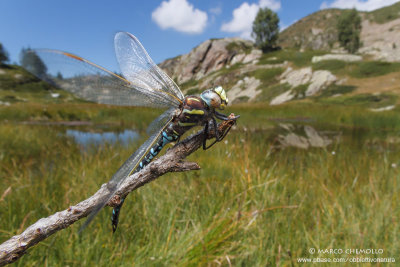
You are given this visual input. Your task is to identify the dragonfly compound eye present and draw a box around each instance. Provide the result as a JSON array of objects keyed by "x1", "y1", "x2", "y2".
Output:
[
  {"x1": 213, "y1": 86, "x2": 228, "y2": 110},
  {"x1": 201, "y1": 88, "x2": 228, "y2": 110}
]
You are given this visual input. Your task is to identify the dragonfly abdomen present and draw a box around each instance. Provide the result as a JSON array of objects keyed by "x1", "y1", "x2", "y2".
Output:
[
  {"x1": 139, "y1": 131, "x2": 179, "y2": 169},
  {"x1": 111, "y1": 129, "x2": 179, "y2": 232}
]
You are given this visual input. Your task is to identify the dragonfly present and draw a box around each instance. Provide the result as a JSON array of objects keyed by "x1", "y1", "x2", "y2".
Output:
[{"x1": 24, "y1": 32, "x2": 238, "y2": 232}]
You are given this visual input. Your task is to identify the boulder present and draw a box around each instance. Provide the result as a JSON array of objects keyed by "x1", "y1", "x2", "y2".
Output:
[
  {"x1": 227, "y1": 76, "x2": 261, "y2": 103},
  {"x1": 312, "y1": 54, "x2": 362, "y2": 63},
  {"x1": 280, "y1": 67, "x2": 313, "y2": 87},
  {"x1": 270, "y1": 89, "x2": 295, "y2": 105},
  {"x1": 306, "y1": 70, "x2": 337, "y2": 96},
  {"x1": 242, "y1": 49, "x2": 262, "y2": 64}
]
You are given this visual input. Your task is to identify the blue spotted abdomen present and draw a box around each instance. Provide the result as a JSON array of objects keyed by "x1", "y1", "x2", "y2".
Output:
[{"x1": 111, "y1": 130, "x2": 179, "y2": 232}]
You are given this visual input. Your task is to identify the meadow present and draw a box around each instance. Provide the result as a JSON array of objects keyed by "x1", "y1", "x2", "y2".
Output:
[{"x1": 0, "y1": 101, "x2": 399, "y2": 266}]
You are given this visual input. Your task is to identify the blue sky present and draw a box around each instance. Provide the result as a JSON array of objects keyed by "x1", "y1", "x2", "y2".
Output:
[{"x1": 0, "y1": 0, "x2": 398, "y2": 72}]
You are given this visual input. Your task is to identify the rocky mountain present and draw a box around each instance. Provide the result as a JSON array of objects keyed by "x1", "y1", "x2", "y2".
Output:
[{"x1": 158, "y1": 2, "x2": 400, "y2": 108}]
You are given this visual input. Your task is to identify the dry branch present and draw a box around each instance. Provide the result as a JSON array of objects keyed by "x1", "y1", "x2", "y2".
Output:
[{"x1": 0, "y1": 114, "x2": 238, "y2": 266}]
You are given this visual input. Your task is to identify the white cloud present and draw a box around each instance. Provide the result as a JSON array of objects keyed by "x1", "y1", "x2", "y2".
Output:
[
  {"x1": 221, "y1": 2, "x2": 259, "y2": 38},
  {"x1": 320, "y1": 0, "x2": 400, "y2": 11},
  {"x1": 210, "y1": 6, "x2": 222, "y2": 15},
  {"x1": 259, "y1": 0, "x2": 281, "y2": 10},
  {"x1": 220, "y1": 0, "x2": 281, "y2": 39},
  {"x1": 152, "y1": 0, "x2": 208, "y2": 34}
]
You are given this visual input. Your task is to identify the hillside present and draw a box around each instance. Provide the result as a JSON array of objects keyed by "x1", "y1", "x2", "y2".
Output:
[
  {"x1": 0, "y1": 65, "x2": 77, "y2": 105},
  {"x1": 278, "y1": 9, "x2": 344, "y2": 51},
  {"x1": 160, "y1": 40, "x2": 400, "y2": 107},
  {"x1": 156, "y1": 2, "x2": 400, "y2": 108},
  {"x1": 279, "y1": 2, "x2": 400, "y2": 61}
]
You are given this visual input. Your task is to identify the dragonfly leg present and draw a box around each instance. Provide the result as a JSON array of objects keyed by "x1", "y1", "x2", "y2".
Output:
[
  {"x1": 202, "y1": 121, "x2": 209, "y2": 150},
  {"x1": 203, "y1": 118, "x2": 220, "y2": 150},
  {"x1": 215, "y1": 111, "x2": 240, "y2": 121},
  {"x1": 203, "y1": 114, "x2": 238, "y2": 150}
]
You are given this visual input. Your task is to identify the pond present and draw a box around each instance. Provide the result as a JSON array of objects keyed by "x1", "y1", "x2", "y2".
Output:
[
  {"x1": 66, "y1": 129, "x2": 140, "y2": 148},
  {"x1": 59, "y1": 122, "x2": 399, "y2": 153}
]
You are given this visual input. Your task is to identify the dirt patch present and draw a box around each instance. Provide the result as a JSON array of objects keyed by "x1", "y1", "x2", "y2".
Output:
[{"x1": 345, "y1": 72, "x2": 400, "y2": 101}]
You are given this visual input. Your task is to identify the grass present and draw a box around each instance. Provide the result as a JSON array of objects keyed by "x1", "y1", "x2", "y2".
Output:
[
  {"x1": 257, "y1": 83, "x2": 290, "y2": 102},
  {"x1": 368, "y1": 1, "x2": 400, "y2": 24},
  {"x1": 178, "y1": 79, "x2": 199, "y2": 91},
  {"x1": 1, "y1": 63, "x2": 400, "y2": 265},
  {"x1": 1, "y1": 104, "x2": 399, "y2": 265},
  {"x1": 251, "y1": 68, "x2": 283, "y2": 85},
  {"x1": 315, "y1": 84, "x2": 356, "y2": 98},
  {"x1": 225, "y1": 41, "x2": 253, "y2": 54},
  {"x1": 232, "y1": 101, "x2": 400, "y2": 130},
  {"x1": 0, "y1": 65, "x2": 81, "y2": 104},
  {"x1": 0, "y1": 103, "x2": 161, "y2": 127},
  {"x1": 351, "y1": 61, "x2": 400, "y2": 78},
  {"x1": 291, "y1": 83, "x2": 309, "y2": 98},
  {"x1": 319, "y1": 93, "x2": 397, "y2": 109},
  {"x1": 313, "y1": 60, "x2": 400, "y2": 78},
  {"x1": 258, "y1": 49, "x2": 327, "y2": 67},
  {"x1": 312, "y1": 60, "x2": 347, "y2": 73}
]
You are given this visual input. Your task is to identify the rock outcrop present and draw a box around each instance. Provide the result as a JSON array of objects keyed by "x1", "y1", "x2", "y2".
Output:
[
  {"x1": 359, "y1": 18, "x2": 400, "y2": 62},
  {"x1": 280, "y1": 67, "x2": 313, "y2": 88},
  {"x1": 159, "y1": 38, "x2": 260, "y2": 84},
  {"x1": 227, "y1": 76, "x2": 261, "y2": 103},
  {"x1": 306, "y1": 70, "x2": 337, "y2": 96},
  {"x1": 270, "y1": 90, "x2": 296, "y2": 106}
]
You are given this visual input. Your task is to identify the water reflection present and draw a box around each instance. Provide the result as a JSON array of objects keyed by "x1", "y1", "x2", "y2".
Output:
[
  {"x1": 66, "y1": 129, "x2": 139, "y2": 148},
  {"x1": 275, "y1": 123, "x2": 341, "y2": 149}
]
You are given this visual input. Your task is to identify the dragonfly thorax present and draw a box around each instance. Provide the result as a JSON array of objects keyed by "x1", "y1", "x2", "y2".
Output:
[{"x1": 166, "y1": 95, "x2": 209, "y2": 136}]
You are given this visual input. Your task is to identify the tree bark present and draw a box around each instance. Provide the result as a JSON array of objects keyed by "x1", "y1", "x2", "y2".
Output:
[{"x1": 0, "y1": 115, "x2": 238, "y2": 266}]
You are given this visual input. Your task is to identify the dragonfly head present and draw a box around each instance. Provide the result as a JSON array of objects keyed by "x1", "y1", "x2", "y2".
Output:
[{"x1": 200, "y1": 86, "x2": 228, "y2": 110}]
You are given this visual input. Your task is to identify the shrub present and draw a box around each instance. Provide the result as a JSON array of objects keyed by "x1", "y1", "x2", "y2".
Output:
[
  {"x1": 337, "y1": 9, "x2": 362, "y2": 53},
  {"x1": 252, "y1": 8, "x2": 280, "y2": 52}
]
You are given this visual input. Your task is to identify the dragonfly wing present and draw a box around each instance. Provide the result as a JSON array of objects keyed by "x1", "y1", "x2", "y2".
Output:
[
  {"x1": 114, "y1": 32, "x2": 185, "y2": 105},
  {"x1": 80, "y1": 107, "x2": 177, "y2": 231},
  {"x1": 109, "y1": 107, "x2": 177, "y2": 187},
  {"x1": 23, "y1": 49, "x2": 177, "y2": 108}
]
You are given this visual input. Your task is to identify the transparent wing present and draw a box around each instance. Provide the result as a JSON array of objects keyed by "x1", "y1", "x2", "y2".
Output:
[
  {"x1": 80, "y1": 107, "x2": 177, "y2": 231},
  {"x1": 23, "y1": 49, "x2": 180, "y2": 108},
  {"x1": 114, "y1": 32, "x2": 185, "y2": 104}
]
